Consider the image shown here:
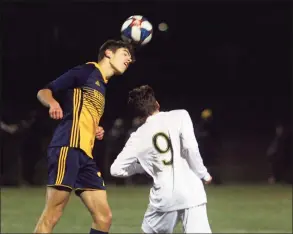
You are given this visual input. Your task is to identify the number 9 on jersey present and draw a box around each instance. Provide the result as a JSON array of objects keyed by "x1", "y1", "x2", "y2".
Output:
[{"x1": 152, "y1": 132, "x2": 173, "y2": 165}]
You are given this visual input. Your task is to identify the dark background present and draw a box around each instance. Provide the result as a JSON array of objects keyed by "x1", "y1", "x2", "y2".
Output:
[{"x1": 1, "y1": 0, "x2": 292, "y2": 185}]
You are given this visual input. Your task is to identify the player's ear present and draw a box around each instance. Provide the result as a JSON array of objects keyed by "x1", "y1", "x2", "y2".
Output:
[
  {"x1": 105, "y1": 49, "x2": 113, "y2": 59},
  {"x1": 156, "y1": 101, "x2": 160, "y2": 110}
]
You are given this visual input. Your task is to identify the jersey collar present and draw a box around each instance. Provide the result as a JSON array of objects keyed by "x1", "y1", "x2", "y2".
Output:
[
  {"x1": 86, "y1": 62, "x2": 108, "y2": 84},
  {"x1": 146, "y1": 112, "x2": 162, "y2": 122}
]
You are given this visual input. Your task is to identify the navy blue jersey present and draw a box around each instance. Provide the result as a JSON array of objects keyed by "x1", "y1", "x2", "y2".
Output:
[{"x1": 46, "y1": 62, "x2": 107, "y2": 158}]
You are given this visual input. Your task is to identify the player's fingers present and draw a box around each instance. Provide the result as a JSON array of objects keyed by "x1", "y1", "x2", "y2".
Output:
[
  {"x1": 50, "y1": 108, "x2": 62, "y2": 120},
  {"x1": 96, "y1": 130, "x2": 104, "y2": 140},
  {"x1": 96, "y1": 132, "x2": 104, "y2": 140},
  {"x1": 96, "y1": 134, "x2": 103, "y2": 139},
  {"x1": 53, "y1": 110, "x2": 59, "y2": 119},
  {"x1": 96, "y1": 127, "x2": 104, "y2": 136},
  {"x1": 96, "y1": 126, "x2": 104, "y2": 132},
  {"x1": 98, "y1": 129, "x2": 105, "y2": 136},
  {"x1": 57, "y1": 109, "x2": 63, "y2": 119},
  {"x1": 205, "y1": 178, "x2": 212, "y2": 185},
  {"x1": 55, "y1": 110, "x2": 61, "y2": 119},
  {"x1": 49, "y1": 110, "x2": 56, "y2": 119}
]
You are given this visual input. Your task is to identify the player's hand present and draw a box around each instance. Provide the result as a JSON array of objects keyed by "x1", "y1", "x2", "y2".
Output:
[
  {"x1": 49, "y1": 101, "x2": 63, "y2": 120},
  {"x1": 204, "y1": 176, "x2": 213, "y2": 185},
  {"x1": 96, "y1": 126, "x2": 105, "y2": 140}
]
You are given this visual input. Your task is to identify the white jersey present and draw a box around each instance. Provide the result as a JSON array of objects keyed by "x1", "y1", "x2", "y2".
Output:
[{"x1": 110, "y1": 110, "x2": 211, "y2": 212}]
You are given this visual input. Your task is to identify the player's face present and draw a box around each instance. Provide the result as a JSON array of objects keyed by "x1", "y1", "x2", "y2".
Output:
[{"x1": 109, "y1": 48, "x2": 132, "y2": 74}]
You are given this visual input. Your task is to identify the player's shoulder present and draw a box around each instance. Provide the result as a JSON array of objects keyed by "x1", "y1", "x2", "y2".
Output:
[
  {"x1": 167, "y1": 109, "x2": 190, "y2": 119},
  {"x1": 58, "y1": 60, "x2": 98, "y2": 74},
  {"x1": 70, "y1": 63, "x2": 96, "y2": 72},
  {"x1": 60, "y1": 63, "x2": 96, "y2": 80}
]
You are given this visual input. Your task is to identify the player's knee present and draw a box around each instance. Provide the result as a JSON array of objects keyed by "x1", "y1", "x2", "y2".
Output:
[
  {"x1": 45, "y1": 214, "x2": 62, "y2": 227},
  {"x1": 43, "y1": 206, "x2": 64, "y2": 226},
  {"x1": 92, "y1": 209, "x2": 112, "y2": 226}
]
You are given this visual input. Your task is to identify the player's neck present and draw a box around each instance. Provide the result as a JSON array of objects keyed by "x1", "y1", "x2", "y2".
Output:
[
  {"x1": 151, "y1": 110, "x2": 160, "y2": 116},
  {"x1": 97, "y1": 60, "x2": 115, "y2": 80},
  {"x1": 142, "y1": 110, "x2": 160, "y2": 123}
]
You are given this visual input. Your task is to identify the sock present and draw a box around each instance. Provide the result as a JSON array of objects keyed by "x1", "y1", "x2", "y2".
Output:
[{"x1": 89, "y1": 228, "x2": 108, "y2": 234}]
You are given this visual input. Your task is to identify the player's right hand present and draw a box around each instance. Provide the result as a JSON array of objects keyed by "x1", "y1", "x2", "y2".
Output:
[{"x1": 49, "y1": 101, "x2": 63, "y2": 120}]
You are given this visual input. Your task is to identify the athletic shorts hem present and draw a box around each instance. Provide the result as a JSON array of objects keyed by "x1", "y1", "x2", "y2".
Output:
[
  {"x1": 74, "y1": 187, "x2": 105, "y2": 196},
  {"x1": 142, "y1": 223, "x2": 156, "y2": 234},
  {"x1": 75, "y1": 187, "x2": 106, "y2": 191},
  {"x1": 142, "y1": 216, "x2": 158, "y2": 234},
  {"x1": 47, "y1": 184, "x2": 73, "y2": 192}
]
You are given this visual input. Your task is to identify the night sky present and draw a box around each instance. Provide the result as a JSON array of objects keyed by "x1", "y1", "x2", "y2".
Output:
[{"x1": 2, "y1": 0, "x2": 292, "y2": 132}]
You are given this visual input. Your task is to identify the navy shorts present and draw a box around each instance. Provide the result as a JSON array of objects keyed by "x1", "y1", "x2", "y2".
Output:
[{"x1": 47, "y1": 146, "x2": 105, "y2": 195}]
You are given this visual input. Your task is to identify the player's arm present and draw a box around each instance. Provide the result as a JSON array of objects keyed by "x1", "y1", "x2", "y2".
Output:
[
  {"x1": 110, "y1": 133, "x2": 145, "y2": 177},
  {"x1": 180, "y1": 110, "x2": 212, "y2": 183},
  {"x1": 37, "y1": 65, "x2": 89, "y2": 106},
  {"x1": 37, "y1": 65, "x2": 92, "y2": 119}
]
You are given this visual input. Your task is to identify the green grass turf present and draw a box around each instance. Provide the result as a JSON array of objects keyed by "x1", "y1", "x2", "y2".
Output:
[{"x1": 1, "y1": 184, "x2": 292, "y2": 233}]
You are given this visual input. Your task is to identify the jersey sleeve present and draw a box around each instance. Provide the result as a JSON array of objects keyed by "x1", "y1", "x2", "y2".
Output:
[
  {"x1": 179, "y1": 110, "x2": 211, "y2": 181},
  {"x1": 45, "y1": 64, "x2": 94, "y2": 93},
  {"x1": 110, "y1": 132, "x2": 145, "y2": 177}
]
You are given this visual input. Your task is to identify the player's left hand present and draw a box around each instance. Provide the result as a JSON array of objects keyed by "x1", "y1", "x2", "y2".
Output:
[
  {"x1": 96, "y1": 126, "x2": 105, "y2": 140},
  {"x1": 204, "y1": 176, "x2": 213, "y2": 185}
]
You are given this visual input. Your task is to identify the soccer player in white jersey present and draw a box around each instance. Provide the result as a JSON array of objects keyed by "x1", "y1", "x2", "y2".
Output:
[{"x1": 110, "y1": 85, "x2": 213, "y2": 233}]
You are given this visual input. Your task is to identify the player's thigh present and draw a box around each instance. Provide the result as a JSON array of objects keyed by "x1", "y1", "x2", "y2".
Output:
[
  {"x1": 47, "y1": 147, "x2": 80, "y2": 191},
  {"x1": 79, "y1": 189, "x2": 111, "y2": 219},
  {"x1": 142, "y1": 206, "x2": 179, "y2": 234},
  {"x1": 181, "y1": 204, "x2": 212, "y2": 233},
  {"x1": 43, "y1": 186, "x2": 71, "y2": 213},
  {"x1": 74, "y1": 154, "x2": 106, "y2": 195},
  {"x1": 75, "y1": 154, "x2": 110, "y2": 216}
]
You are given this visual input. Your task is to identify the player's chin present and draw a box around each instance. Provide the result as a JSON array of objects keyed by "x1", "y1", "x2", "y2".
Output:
[{"x1": 114, "y1": 67, "x2": 127, "y2": 75}]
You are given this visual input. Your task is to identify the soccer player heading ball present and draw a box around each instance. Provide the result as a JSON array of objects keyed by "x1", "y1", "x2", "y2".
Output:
[{"x1": 34, "y1": 40, "x2": 134, "y2": 234}]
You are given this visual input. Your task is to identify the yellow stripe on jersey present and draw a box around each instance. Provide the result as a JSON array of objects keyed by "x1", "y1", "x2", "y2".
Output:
[
  {"x1": 70, "y1": 89, "x2": 82, "y2": 147},
  {"x1": 56, "y1": 147, "x2": 69, "y2": 185},
  {"x1": 79, "y1": 88, "x2": 105, "y2": 158}
]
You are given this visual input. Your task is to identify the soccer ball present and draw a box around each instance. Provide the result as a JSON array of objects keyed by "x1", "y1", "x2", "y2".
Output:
[{"x1": 121, "y1": 15, "x2": 153, "y2": 46}]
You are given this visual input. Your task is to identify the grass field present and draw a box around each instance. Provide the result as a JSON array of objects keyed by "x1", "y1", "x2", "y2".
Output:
[{"x1": 1, "y1": 184, "x2": 292, "y2": 233}]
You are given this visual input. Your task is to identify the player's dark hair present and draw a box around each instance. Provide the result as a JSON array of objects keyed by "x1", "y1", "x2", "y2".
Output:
[
  {"x1": 98, "y1": 40, "x2": 135, "y2": 62},
  {"x1": 128, "y1": 85, "x2": 158, "y2": 118}
]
